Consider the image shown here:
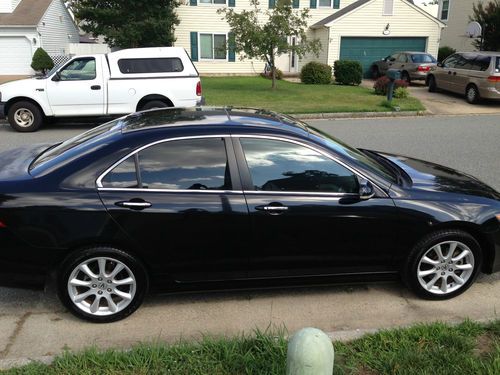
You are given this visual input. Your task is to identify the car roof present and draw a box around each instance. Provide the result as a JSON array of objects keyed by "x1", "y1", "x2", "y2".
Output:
[
  {"x1": 119, "y1": 106, "x2": 310, "y2": 135},
  {"x1": 456, "y1": 51, "x2": 500, "y2": 56}
]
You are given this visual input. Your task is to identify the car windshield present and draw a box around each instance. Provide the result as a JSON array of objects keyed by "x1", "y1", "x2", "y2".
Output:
[
  {"x1": 306, "y1": 125, "x2": 398, "y2": 184},
  {"x1": 30, "y1": 119, "x2": 123, "y2": 170},
  {"x1": 411, "y1": 54, "x2": 436, "y2": 63}
]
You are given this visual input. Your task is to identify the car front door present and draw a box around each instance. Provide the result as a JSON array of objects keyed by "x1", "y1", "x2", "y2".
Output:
[
  {"x1": 97, "y1": 135, "x2": 249, "y2": 284},
  {"x1": 46, "y1": 56, "x2": 105, "y2": 116},
  {"x1": 436, "y1": 54, "x2": 460, "y2": 91},
  {"x1": 233, "y1": 136, "x2": 401, "y2": 279}
]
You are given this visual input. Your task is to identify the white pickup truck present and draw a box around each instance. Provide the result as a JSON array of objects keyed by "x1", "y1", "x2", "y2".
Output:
[{"x1": 0, "y1": 47, "x2": 203, "y2": 132}]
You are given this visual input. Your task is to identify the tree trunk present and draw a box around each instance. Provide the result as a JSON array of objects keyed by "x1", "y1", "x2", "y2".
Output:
[{"x1": 270, "y1": 54, "x2": 276, "y2": 90}]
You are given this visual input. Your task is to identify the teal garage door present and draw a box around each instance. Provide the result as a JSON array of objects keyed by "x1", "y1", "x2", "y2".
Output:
[{"x1": 339, "y1": 37, "x2": 427, "y2": 77}]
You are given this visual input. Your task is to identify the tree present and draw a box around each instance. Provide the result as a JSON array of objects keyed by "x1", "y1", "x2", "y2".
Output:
[
  {"x1": 219, "y1": 0, "x2": 321, "y2": 89},
  {"x1": 31, "y1": 48, "x2": 54, "y2": 74},
  {"x1": 69, "y1": 0, "x2": 179, "y2": 48},
  {"x1": 471, "y1": 0, "x2": 500, "y2": 51}
]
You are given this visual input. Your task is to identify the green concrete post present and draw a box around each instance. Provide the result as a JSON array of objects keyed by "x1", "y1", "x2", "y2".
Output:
[{"x1": 286, "y1": 327, "x2": 334, "y2": 375}]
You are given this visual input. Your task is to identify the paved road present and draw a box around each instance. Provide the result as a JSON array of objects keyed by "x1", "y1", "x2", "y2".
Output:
[{"x1": 0, "y1": 114, "x2": 500, "y2": 364}]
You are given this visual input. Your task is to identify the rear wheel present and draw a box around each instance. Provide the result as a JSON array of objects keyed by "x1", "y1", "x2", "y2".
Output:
[
  {"x1": 402, "y1": 230, "x2": 482, "y2": 300},
  {"x1": 140, "y1": 100, "x2": 169, "y2": 111},
  {"x1": 57, "y1": 247, "x2": 148, "y2": 323},
  {"x1": 401, "y1": 71, "x2": 411, "y2": 85},
  {"x1": 427, "y1": 75, "x2": 437, "y2": 92},
  {"x1": 8, "y1": 101, "x2": 43, "y2": 132},
  {"x1": 466, "y1": 84, "x2": 480, "y2": 104}
]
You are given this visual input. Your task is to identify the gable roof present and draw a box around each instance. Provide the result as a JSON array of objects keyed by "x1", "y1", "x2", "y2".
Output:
[
  {"x1": 0, "y1": 0, "x2": 53, "y2": 27},
  {"x1": 311, "y1": 0, "x2": 444, "y2": 29}
]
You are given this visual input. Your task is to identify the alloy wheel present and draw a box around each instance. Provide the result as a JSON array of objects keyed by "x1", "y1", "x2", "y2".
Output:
[
  {"x1": 417, "y1": 241, "x2": 474, "y2": 295},
  {"x1": 14, "y1": 108, "x2": 34, "y2": 128}
]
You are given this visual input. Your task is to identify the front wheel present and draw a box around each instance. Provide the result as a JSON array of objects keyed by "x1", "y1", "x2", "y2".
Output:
[
  {"x1": 8, "y1": 101, "x2": 43, "y2": 132},
  {"x1": 57, "y1": 247, "x2": 148, "y2": 323},
  {"x1": 402, "y1": 230, "x2": 482, "y2": 300}
]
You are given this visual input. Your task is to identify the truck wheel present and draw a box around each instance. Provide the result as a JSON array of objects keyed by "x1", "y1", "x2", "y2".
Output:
[
  {"x1": 140, "y1": 100, "x2": 169, "y2": 111},
  {"x1": 8, "y1": 101, "x2": 43, "y2": 132}
]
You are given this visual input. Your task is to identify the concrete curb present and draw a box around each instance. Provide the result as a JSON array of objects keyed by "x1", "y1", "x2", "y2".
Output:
[{"x1": 292, "y1": 110, "x2": 431, "y2": 120}]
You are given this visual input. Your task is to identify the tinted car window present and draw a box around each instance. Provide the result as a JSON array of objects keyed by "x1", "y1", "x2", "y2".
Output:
[
  {"x1": 118, "y1": 58, "x2": 184, "y2": 74},
  {"x1": 102, "y1": 156, "x2": 138, "y2": 188},
  {"x1": 138, "y1": 138, "x2": 231, "y2": 190},
  {"x1": 443, "y1": 54, "x2": 459, "y2": 68},
  {"x1": 454, "y1": 53, "x2": 475, "y2": 69},
  {"x1": 496, "y1": 57, "x2": 500, "y2": 72},
  {"x1": 241, "y1": 138, "x2": 358, "y2": 193},
  {"x1": 411, "y1": 54, "x2": 436, "y2": 63},
  {"x1": 472, "y1": 55, "x2": 491, "y2": 71}
]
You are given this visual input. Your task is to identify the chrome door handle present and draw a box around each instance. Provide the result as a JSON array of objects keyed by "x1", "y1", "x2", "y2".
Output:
[
  {"x1": 255, "y1": 204, "x2": 289, "y2": 215},
  {"x1": 115, "y1": 201, "x2": 152, "y2": 210}
]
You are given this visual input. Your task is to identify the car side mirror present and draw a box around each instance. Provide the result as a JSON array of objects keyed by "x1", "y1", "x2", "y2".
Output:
[
  {"x1": 52, "y1": 72, "x2": 61, "y2": 82},
  {"x1": 437, "y1": 62, "x2": 443, "y2": 68},
  {"x1": 358, "y1": 178, "x2": 375, "y2": 200}
]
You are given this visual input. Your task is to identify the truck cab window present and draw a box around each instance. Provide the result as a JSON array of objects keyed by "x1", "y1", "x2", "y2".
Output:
[{"x1": 59, "y1": 58, "x2": 96, "y2": 81}]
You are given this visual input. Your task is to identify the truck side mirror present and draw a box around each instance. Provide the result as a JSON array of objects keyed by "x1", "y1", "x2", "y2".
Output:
[{"x1": 52, "y1": 72, "x2": 61, "y2": 82}]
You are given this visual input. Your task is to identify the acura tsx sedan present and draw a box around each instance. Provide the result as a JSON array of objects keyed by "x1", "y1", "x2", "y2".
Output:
[{"x1": 1, "y1": 107, "x2": 499, "y2": 322}]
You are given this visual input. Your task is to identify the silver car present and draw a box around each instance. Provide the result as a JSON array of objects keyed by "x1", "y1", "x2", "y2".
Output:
[
  {"x1": 427, "y1": 52, "x2": 500, "y2": 104},
  {"x1": 371, "y1": 52, "x2": 437, "y2": 83}
]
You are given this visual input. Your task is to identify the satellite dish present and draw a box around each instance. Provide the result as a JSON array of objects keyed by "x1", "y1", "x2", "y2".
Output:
[{"x1": 466, "y1": 21, "x2": 482, "y2": 38}]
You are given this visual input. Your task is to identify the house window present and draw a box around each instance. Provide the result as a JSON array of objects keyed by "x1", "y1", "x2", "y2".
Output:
[
  {"x1": 383, "y1": 0, "x2": 394, "y2": 15},
  {"x1": 199, "y1": 0, "x2": 226, "y2": 4},
  {"x1": 200, "y1": 34, "x2": 227, "y2": 60},
  {"x1": 440, "y1": 0, "x2": 450, "y2": 20},
  {"x1": 318, "y1": 0, "x2": 332, "y2": 7}
]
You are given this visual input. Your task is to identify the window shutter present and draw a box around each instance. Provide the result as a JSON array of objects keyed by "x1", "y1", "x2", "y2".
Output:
[
  {"x1": 269, "y1": 0, "x2": 275, "y2": 8},
  {"x1": 228, "y1": 0, "x2": 235, "y2": 7},
  {"x1": 309, "y1": 0, "x2": 316, "y2": 9},
  {"x1": 190, "y1": 0, "x2": 197, "y2": 5},
  {"x1": 190, "y1": 32, "x2": 198, "y2": 62},
  {"x1": 333, "y1": 0, "x2": 339, "y2": 9},
  {"x1": 293, "y1": 0, "x2": 299, "y2": 8},
  {"x1": 228, "y1": 32, "x2": 236, "y2": 62}
]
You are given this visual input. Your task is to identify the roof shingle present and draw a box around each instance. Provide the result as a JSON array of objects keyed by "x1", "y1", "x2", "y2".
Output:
[{"x1": 0, "y1": 0, "x2": 54, "y2": 27}]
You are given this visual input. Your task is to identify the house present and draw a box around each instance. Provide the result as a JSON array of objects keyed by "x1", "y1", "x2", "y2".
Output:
[
  {"x1": 0, "y1": 0, "x2": 79, "y2": 76},
  {"x1": 438, "y1": 0, "x2": 478, "y2": 51},
  {"x1": 175, "y1": 0, "x2": 445, "y2": 76}
]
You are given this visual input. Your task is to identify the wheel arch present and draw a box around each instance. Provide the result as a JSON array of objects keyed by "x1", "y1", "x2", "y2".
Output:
[
  {"x1": 136, "y1": 94, "x2": 173, "y2": 112},
  {"x1": 431, "y1": 221, "x2": 495, "y2": 274},
  {"x1": 5, "y1": 97, "x2": 48, "y2": 118}
]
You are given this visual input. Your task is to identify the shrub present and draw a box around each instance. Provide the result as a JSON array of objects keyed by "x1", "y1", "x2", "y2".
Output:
[
  {"x1": 300, "y1": 62, "x2": 332, "y2": 84},
  {"x1": 31, "y1": 47, "x2": 54, "y2": 74},
  {"x1": 373, "y1": 76, "x2": 409, "y2": 95},
  {"x1": 333, "y1": 60, "x2": 363, "y2": 85},
  {"x1": 438, "y1": 46, "x2": 456, "y2": 62},
  {"x1": 394, "y1": 87, "x2": 409, "y2": 99},
  {"x1": 261, "y1": 68, "x2": 283, "y2": 80}
]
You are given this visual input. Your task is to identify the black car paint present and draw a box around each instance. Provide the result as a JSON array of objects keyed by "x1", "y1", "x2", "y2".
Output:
[{"x1": 0, "y1": 108, "x2": 499, "y2": 292}]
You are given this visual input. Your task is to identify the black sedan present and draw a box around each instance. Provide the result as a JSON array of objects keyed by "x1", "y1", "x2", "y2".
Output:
[{"x1": 1, "y1": 107, "x2": 499, "y2": 323}]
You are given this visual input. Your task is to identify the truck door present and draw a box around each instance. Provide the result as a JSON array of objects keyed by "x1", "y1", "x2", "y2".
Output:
[{"x1": 46, "y1": 56, "x2": 105, "y2": 116}]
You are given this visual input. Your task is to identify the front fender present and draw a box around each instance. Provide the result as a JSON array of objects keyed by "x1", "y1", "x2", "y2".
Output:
[{"x1": 1, "y1": 78, "x2": 52, "y2": 116}]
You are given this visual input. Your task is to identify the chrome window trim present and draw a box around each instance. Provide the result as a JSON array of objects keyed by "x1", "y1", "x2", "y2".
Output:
[
  {"x1": 233, "y1": 134, "x2": 389, "y2": 198},
  {"x1": 96, "y1": 134, "x2": 231, "y2": 189},
  {"x1": 98, "y1": 188, "x2": 243, "y2": 194}
]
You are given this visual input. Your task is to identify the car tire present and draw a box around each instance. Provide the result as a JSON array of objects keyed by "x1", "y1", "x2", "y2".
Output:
[
  {"x1": 8, "y1": 101, "x2": 43, "y2": 132},
  {"x1": 140, "y1": 100, "x2": 169, "y2": 111},
  {"x1": 466, "y1": 84, "x2": 480, "y2": 104},
  {"x1": 371, "y1": 66, "x2": 380, "y2": 79},
  {"x1": 57, "y1": 247, "x2": 149, "y2": 323},
  {"x1": 427, "y1": 75, "x2": 437, "y2": 92},
  {"x1": 401, "y1": 71, "x2": 411, "y2": 85},
  {"x1": 402, "y1": 230, "x2": 482, "y2": 300}
]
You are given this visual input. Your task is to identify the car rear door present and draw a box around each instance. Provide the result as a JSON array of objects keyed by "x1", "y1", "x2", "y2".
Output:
[
  {"x1": 97, "y1": 135, "x2": 250, "y2": 284},
  {"x1": 233, "y1": 135, "x2": 401, "y2": 279}
]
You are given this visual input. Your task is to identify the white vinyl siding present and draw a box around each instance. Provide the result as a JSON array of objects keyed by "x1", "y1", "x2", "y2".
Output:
[
  {"x1": 38, "y1": 0, "x2": 79, "y2": 56},
  {"x1": 439, "y1": 0, "x2": 476, "y2": 51}
]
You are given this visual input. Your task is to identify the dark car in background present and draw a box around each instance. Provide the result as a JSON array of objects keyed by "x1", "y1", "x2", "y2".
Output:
[
  {"x1": 427, "y1": 51, "x2": 500, "y2": 104},
  {"x1": 371, "y1": 51, "x2": 437, "y2": 83},
  {"x1": 0, "y1": 107, "x2": 500, "y2": 323}
]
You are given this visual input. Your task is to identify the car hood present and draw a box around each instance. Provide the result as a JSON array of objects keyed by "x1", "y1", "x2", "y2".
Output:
[
  {"x1": 377, "y1": 152, "x2": 500, "y2": 200},
  {"x1": 0, "y1": 143, "x2": 52, "y2": 180}
]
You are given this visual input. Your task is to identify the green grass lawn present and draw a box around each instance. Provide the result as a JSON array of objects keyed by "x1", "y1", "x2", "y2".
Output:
[
  {"x1": 4, "y1": 320, "x2": 499, "y2": 374},
  {"x1": 202, "y1": 76, "x2": 425, "y2": 114}
]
